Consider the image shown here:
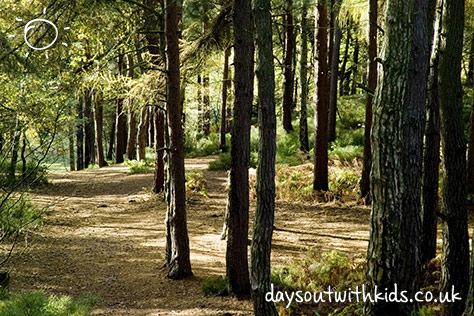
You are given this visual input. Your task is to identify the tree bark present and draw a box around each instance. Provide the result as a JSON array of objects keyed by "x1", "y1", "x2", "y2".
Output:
[
  {"x1": 165, "y1": 0, "x2": 192, "y2": 280},
  {"x1": 360, "y1": 0, "x2": 378, "y2": 200},
  {"x1": 106, "y1": 120, "x2": 115, "y2": 161},
  {"x1": 93, "y1": 92, "x2": 107, "y2": 168},
  {"x1": 328, "y1": 10, "x2": 341, "y2": 143},
  {"x1": 251, "y1": 0, "x2": 278, "y2": 314},
  {"x1": 226, "y1": 0, "x2": 254, "y2": 297},
  {"x1": 153, "y1": 108, "x2": 165, "y2": 193},
  {"x1": 421, "y1": 0, "x2": 441, "y2": 265},
  {"x1": 8, "y1": 116, "x2": 20, "y2": 181},
  {"x1": 76, "y1": 98, "x2": 84, "y2": 171},
  {"x1": 350, "y1": 37, "x2": 359, "y2": 95},
  {"x1": 282, "y1": 0, "x2": 295, "y2": 133},
  {"x1": 203, "y1": 73, "x2": 211, "y2": 136},
  {"x1": 137, "y1": 106, "x2": 149, "y2": 161},
  {"x1": 313, "y1": 1, "x2": 330, "y2": 191},
  {"x1": 299, "y1": 0, "x2": 310, "y2": 152},
  {"x1": 220, "y1": 24, "x2": 231, "y2": 152},
  {"x1": 365, "y1": 0, "x2": 429, "y2": 313},
  {"x1": 126, "y1": 54, "x2": 137, "y2": 161},
  {"x1": 84, "y1": 89, "x2": 94, "y2": 168},
  {"x1": 339, "y1": 19, "x2": 351, "y2": 97},
  {"x1": 115, "y1": 54, "x2": 128, "y2": 164},
  {"x1": 69, "y1": 134, "x2": 75, "y2": 171},
  {"x1": 439, "y1": 0, "x2": 469, "y2": 314}
]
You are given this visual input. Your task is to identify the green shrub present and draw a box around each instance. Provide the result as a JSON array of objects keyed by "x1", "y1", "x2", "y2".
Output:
[
  {"x1": 329, "y1": 169, "x2": 360, "y2": 197},
  {"x1": 0, "y1": 195, "x2": 41, "y2": 238},
  {"x1": 411, "y1": 306, "x2": 436, "y2": 316},
  {"x1": 201, "y1": 275, "x2": 228, "y2": 296},
  {"x1": 0, "y1": 291, "x2": 97, "y2": 316},
  {"x1": 125, "y1": 160, "x2": 153, "y2": 174},
  {"x1": 185, "y1": 133, "x2": 223, "y2": 157},
  {"x1": 0, "y1": 159, "x2": 48, "y2": 187},
  {"x1": 208, "y1": 152, "x2": 258, "y2": 171},
  {"x1": 329, "y1": 145, "x2": 363, "y2": 162}
]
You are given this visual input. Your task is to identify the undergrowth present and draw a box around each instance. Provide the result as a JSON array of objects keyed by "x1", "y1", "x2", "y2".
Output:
[
  {"x1": 201, "y1": 275, "x2": 228, "y2": 296},
  {"x1": 185, "y1": 171, "x2": 208, "y2": 197},
  {"x1": 126, "y1": 160, "x2": 153, "y2": 174}
]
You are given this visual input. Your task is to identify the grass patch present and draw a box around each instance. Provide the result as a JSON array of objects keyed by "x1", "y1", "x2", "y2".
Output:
[
  {"x1": 0, "y1": 290, "x2": 97, "y2": 316},
  {"x1": 125, "y1": 160, "x2": 153, "y2": 174},
  {"x1": 201, "y1": 275, "x2": 228, "y2": 296},
  {"x1": 208, "y1": 152, "x2": 258, "y2": 171}
]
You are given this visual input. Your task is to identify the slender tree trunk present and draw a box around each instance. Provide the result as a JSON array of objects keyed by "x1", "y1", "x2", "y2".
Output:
[
  {"x1": 84, "y1": 89, "x2": 94, "y2": 168},
  {"x1": 165, "y1": 0, "x2": 192, "y2": 280},
  {"x1": 203, "y1": 73, "x2": 211, "y2": 136},
  {"x1": 93, "y1": 92, "x2": 107, "y2": 168},
  {"x1": 339, "y1": 20, "x2": 351, "y2": 98},
  {"x1": 153, "y1": 108, "x2": 165, "y2": 193},
  {"x1": 197, "y1": 75, "x2": 203, "y2": 133},
  {"x1": 76, "y1": 99, "x2": 84, "y2": 171},
  {"x1": 328, "y1": 11, "x2": 342, "y2": 143},
  {"x1": 282, "y1": 0, "x2": 295, "y2": 132},
  {"x1": 360, "y1": 0, "x2": 378, "y2": 200},
  {"x1": 350, "y1": 37, "x2": 359, "y2": 95},
  {"x1": 220, "y1": 24, "x2": 231, "y2": 152},
  {"x1": 226, "y1": 70, "x2": 233, "y2": 133},
  {"x1": 226, "y1": 0, "x2": 254, "y2": 297},
  {"x1": 137, "y1": 106, "x2": 149, "y2": 161},
  {"x1": 421, "y1": 0, "x2": 441, "y2": 265},
  {"x1": 251, "y1": 0, "x2": 278, "y2": 314},
  {"x1": 299, "y1": 0, "x2": 310, "y2": 152},
  {"x1": 313, "y1": 0, "x2": 330, "y2": 191},
  {"x1": 115, "y1": 54, "x2": 128, "y2": 164},
  {"x1": 69, "y1": 134, "x2": 75, "y2": 171},
  {"x1": 20, "y1": 131, "x2": 26, "y2": 176},
  {"x1": 439, "y1": 0, "x2": 469, "y2": 314},
  {"x1": 8, "y1": 116, "x2": 21, "y2": 181},
  {"x1": 126, "y1": 55, "x2": 137, "y2": 161},
  {"x1": 106, "y1": 120, "x2": 115, "y2": 161},
  {"x1": 0, "y1": 133, "x2": 3, "y2": 156},
  {"x1": 468, "y1": 35, "x2": 474, "y2": 88}
]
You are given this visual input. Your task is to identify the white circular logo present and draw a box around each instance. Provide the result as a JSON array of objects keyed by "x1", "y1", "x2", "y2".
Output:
[{"x1": 24, "y1": 18, "x2": 58, "y2": 51}]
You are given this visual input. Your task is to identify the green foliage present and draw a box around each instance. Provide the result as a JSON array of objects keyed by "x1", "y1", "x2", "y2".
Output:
[
  {"x1": 271, "y1": 251, "x2": 365, "y2": 293},
  {"x1": 0, "y1": 195, "x2": 41, "y2": 238},
  {"x1": 208, "y1": 152, "x2": 258, "y2": 171},
  {"x1": 0, "y1": 291, "x2": 97, "y2": 316},
  {"x1": 329, "y1": 302, "x2": 365, "y2": 316},
  {"x1": 185, "y1": 133, "x2": 222, "y2": 157},
  {"x1": 201, "y1": 275, "x2": 228, "y2": 296},
  {"x1": 329, "y1": 144, "x2": 363, "y2": 162},
  {"x1": 125, "y1": 160, "x2": 153, "y2": 175},
  {"x1": 329, "y1": 168, "x2": 360, "y2": 197},
  {"x1": 0, "y1": 159, "x2": 48, "y2": 187},
  {"x1": 185, "y1": 171, "x2": 208, "y2": 197},
  {"x1": 274, "y1": 164, "x2": 314, "y2": 201},
  {"x1": 411, "y1": 306, "x2": 436, "y2": 316},
  {"x1": 276, "y1": 130, "x2": 306, "y2": 166}
]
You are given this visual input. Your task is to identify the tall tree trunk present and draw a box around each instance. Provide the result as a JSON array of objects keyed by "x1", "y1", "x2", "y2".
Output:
[
  {"x1": 165, "y1": 0, "x2": 192, "y2": 280},
  {"x1": 328, "y1": 9, "x2": 341, "y2": 143},
  {"x1": 439, "y1": 0, "x2": 469, "y2": 314},
  {"x1": 0, "y1": 133, "x2": 3, "y2": 156},
  {"x1": 282, "y1": 0, "x2": 295, "y2": 132},
  {"x1": 421, "y1": 0, "x2": 441, "y2": 265},
  {"x1": 69, "y1": 134, "x2": 75, "y2": 171},
  {"x1": 226, "y1": 0, "x2": 254, "y2": 297},
  {"x1": 115, "y1": 54, "x2": 128, "y2": 164},
  {"x1": 360, "y1": 0, "x2": 378, "y2": 200},
  {"x1": 220, "y1": 24, "x2": 231, "y2": 152},
  {"x1": 8, "y1": 116, "x2": 20, "y2": 181},
  {"x1": 20, "y1": 131, "x2": 26, "y2": 176},
  {"x1": 203, "y1": 73, "x2": 211, "y2": 136},
  {"x1": 197, "y1": 75, "x2": 203, "y2": 133},
  {"x1": 153, "y1": 108, "x2": 165, "y2": 193},
  {"x1": 339, "y1": 19, "x2": 351, "y2": 97},
  {"x1": 76, "y1": 99, "x2": 84, "y2": 171},
  {"x1": 106, "y1": 120, "x2": 115, "y2": 161},
  {"x1": 84, "y1": 89, "x2": 94, "y2": 168},
  {"x1": 137, "y1": 106, "x2": 149, "y2": 161},
  {"x1": 251, "y1": 0, "x2": 278, "y2": 314},
  {"x1": 126, "y1": 54, "x2": 137, "y2": 161},
  {"x1": 148, "y1": 107, "x2": 155, "y2": 148},
  {"x1": 93, "y1": 92, "x2": 107, "y2": 168},
  {"x1": 299, "y1": 0, "x2": 310, "y2": 152},
  {"x1": 350, "y1": 37, "x2": 359, "y2": 95},
  {"x1": 226, "y1": 70, "x2": 233, "y2": 133},
  {"x1": 313, "y1": 0, "x2": 330, "y2": 191}
]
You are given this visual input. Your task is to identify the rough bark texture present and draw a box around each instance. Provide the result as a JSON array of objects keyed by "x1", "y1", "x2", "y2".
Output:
[
  {"x1": 165, "y1": 0, "x2": 192, "y2": 280},
  {"x1": 299, "y1": 0, "x2": 309, "y2": 152},
  {"x1": 339, "y1": 19, "x2": 351, "y2": 97},
  {"x1": 282, "y1": 0, "x2": 294, "y2": 133},
  {"x1": 69, "y1": 134, "x2": 75, "y2": 171},
  {"x1": 76, "y1": 99, "x2": 84, "y2": 171},
  {"x1": 9, "y1": 116, "x2": 21, "y2": 181},
  {"x1": 126, "y1": 55, "x2": 137, "y2": 161},
  {"x1": 328, "y1": 10, "x2": 341, "y2": 143},
  {"x1": 115, "y1": 54, "x2": 128, "y2": 164},
  {"x1": 251, "y1": 0, "x2": 278, "y2": 314},
  {"x1": 360, "y1": 0, "x2": 378, "y2": 200},
  {"x1": 202, "y1": 73, "x2": 211, "y2": 136},
  {"x1": 439, "y1": 0, "x2": 469, "y2": 315},
  {"x1": 220, "y1": 24, "x2": 231, "y2": 152},
  {"x1": 313, "y1": 0, "x2": 329, "y2": 191},
  {"x1": 421, "y1": 0, "x2": 440, "y2": 265},
  {"x1": 226, "y1": 0, "x2": 253, "y2": 297},
  {"x1": 106, "y1": 120, "x2": 115, "y2": 161},
  {"x1": 365, "y1": 0, "x2": 426, "y2": 314},
  {"x1": 350, "y1": 38, "x2": 359, "y2": 95},
  {"x1": 93, "y1": 92, "x2": 107, "y2": 168}
]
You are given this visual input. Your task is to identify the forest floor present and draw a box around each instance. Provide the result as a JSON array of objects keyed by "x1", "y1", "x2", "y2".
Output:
[{"x1": 5, "y1": 156, "x2": 372, "y2": 316}]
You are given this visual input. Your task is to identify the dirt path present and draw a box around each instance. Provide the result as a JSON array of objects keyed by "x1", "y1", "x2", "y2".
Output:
[{"x1": 6, "y1": 157, "x2": 371, "y2": 316}]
